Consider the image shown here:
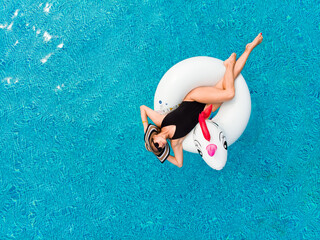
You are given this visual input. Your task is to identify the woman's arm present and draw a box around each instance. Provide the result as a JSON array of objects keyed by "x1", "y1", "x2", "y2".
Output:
[
  {"x1": 140, "y1": 105, "x2": 165, "y2": 131},
  {"x1": 140, "y1": 105, "x2": 149, "y2": 132},
  {"x1": 166, "y1": 140, "x2": 184, "y2": 168}
]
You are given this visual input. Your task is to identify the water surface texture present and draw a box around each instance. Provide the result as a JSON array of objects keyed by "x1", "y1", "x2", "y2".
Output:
[{"x1": 0, "y1": 0, "x2": 319, "y2": 239}]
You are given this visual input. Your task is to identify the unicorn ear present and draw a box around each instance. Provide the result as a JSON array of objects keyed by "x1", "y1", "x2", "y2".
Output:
[{"x1": 198, "y1": 107, "x2": 212, "y2": 142}]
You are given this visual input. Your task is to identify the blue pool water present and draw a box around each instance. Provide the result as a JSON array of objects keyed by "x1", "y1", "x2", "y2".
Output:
[{"x1": 1, "y1": 0, "x2": 319, "y2": 239}]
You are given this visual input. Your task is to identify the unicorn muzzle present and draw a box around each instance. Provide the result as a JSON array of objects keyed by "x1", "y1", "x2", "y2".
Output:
[{"x1": 206, "y1": 144, "x2": 217, "y2": 157}]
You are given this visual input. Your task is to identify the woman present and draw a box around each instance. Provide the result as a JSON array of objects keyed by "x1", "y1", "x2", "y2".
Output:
[{"x1": 140, "y1": 33, "x2": 263, "y2": 167}]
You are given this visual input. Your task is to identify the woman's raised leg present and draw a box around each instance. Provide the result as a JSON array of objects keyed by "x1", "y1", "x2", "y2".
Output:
[
  {"x1": 184, "y1": 33, "x2": 263, "y2": 105},
  {"x1": 184, "y1": 53, "x2": 236, "y2": 104},
  {"x1": 216, "y1": 33, "x2": 264, "y2": 90},
  {"x1": 234, "y1": 32, "x2": 263, "y2": 79}
]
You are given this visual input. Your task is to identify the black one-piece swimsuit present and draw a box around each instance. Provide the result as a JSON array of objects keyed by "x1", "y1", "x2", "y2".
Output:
[{"x1": 161, "y1": 101, "x2": 206, "y2": 140}]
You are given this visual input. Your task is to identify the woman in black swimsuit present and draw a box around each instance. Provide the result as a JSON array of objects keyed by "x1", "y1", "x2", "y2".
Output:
[{"x1": 140, "y1": 33, "x2": 263, "y2": 167}]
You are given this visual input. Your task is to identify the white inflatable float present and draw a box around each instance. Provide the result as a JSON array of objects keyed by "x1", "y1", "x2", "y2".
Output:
[{"x1": 154, "y1": 57, "x2": 251, "y2": 170}]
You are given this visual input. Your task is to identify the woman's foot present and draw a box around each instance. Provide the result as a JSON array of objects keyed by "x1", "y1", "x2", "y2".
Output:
[
  {"x1": 224, "y1": 53, "x2": 237, "y2": 68},
  {"x1": 246, "y1": 33, "x2": 263, "y2": 51}
]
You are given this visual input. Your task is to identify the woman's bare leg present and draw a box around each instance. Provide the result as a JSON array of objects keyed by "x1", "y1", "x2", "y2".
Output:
[
  {"x1": 216, "y1": 33, "x2": 264, "y2": 90},
  {"x1": 184, "y1": 53, "x2": 236, "y2": 104},
  {"x1": 184, "y1": 33, "x2": 263, "y2": 105},
  {"x1": 207, "y1": 33, "x2": 264, "y2": 110},
  {"x1": 234, "y1": 33, "x2": 263, "y2": 79}
]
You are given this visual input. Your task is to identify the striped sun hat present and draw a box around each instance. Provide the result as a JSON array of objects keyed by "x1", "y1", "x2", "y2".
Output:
[{"x1": 144, "y1": 124, "x2": 170, "y2": 163}]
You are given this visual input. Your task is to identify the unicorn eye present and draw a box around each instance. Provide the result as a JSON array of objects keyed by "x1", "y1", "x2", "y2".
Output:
[
  {"x1": 223, "y1": 140, "x2": 228, "y2": 150},
  {"x1": 197, "y1": 149, "x2": 203, "y2": 157},
  {"x1": 194, "y1": 139, "x2": 203, "y2": 157},
  {"x1": 219, "y1": 134, "x2": 227, "y2": 150}
]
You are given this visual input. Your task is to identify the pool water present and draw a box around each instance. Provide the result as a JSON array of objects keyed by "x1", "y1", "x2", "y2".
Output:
[{"x1": 1, "y1": 0, "x2": 319, "y2": 239}]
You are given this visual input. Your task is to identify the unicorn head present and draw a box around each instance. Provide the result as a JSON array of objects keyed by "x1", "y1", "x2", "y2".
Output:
[{"x1": 193, "y1": 105, "x2": 228, "y2": 170}]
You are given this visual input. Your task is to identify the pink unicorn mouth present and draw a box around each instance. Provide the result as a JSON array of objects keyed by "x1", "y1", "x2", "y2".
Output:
[{"x1": 206, "y1": 144, "x2": 217, "y2": 157}]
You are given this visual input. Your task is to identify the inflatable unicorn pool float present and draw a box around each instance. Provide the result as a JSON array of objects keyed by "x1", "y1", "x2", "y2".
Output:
[{"x1": 154, "y1": 57, "x2": 251, "y2": 170}]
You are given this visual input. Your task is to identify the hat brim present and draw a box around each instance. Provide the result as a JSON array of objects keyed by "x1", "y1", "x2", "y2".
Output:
[{"x1": 144, "y1": 124, "x2": 170, "y2": 163}]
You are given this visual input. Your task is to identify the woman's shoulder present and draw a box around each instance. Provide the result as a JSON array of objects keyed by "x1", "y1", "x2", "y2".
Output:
[{"x1": 170, "y1": 136, "x2": 185, "y2": 147}]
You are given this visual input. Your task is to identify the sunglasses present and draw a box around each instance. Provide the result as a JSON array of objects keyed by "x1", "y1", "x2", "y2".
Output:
[{"x1": 152, "y1": 140, "x2": 163, "y2": 152}]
